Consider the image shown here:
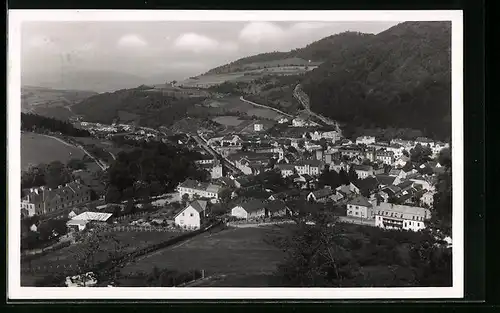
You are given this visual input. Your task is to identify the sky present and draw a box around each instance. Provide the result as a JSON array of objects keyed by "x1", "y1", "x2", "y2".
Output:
[{"x1": 21, "y1": 21, "x2": 399, "y2": 88}]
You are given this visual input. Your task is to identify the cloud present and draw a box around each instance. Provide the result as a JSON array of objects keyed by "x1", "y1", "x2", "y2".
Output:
[
  {"x1": 173, "y1": 32, "x2": 237, "y2": 53},
  {"x1": 117, "y1": 34, "x2": 148, "y2": 47},
  {"x1": 289, "y1": 22, "x2": 331, "y2": 32},
  {"x1": 238, "y1": 22, "x2": 286, "y2": 45}
]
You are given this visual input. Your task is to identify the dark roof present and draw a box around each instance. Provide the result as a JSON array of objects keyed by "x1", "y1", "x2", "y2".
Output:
[
  {"x1": 174, "y1": 200, "x2": 207, "y2": 218},
  {"x1": 375, "y1": 175, "x2": 397, "y2": 186},
  {"x1": 348, "y1": 196, "x2": 372, "y2": 207},
  {"x1": 310, "y1": 188, "x2": 335, "y2": 199},
  {"x1": 237, "y1": 199, "x2": 266, "y2": 213},
  {"x1": 265, "y1": 200, "x2": 288, "y2": 212},
  {"x1": 352, "y1": 164, "x2": 373, "y2": 172},
  {"x1": 397, "y1": 180, "x2": 414, "y2": 189},
  {"x1": 357, "y1": 177, "x2": 380, "y2": 192}
]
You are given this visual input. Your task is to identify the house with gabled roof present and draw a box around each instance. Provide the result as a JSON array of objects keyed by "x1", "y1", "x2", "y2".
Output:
[
  {"x1": 307, "y1": 187, "x2": 335, "y2": 203},
  {"x1": 174, "y1": 200, "x2": 208, "y2": 230},
  {"x1": 375, "y1": 175, "x2": 399, "y2": 188},
  {"x1": 347, "y1": 195, "x2": 374, "y2": 219},
  {"x1": 220, "y1": 134, "x2": 242, "y2": 147},
  {"x1": 177, "y1": 179, "x2": 223, "y2": 202},
  {"x1": 264, "y1": 200, "x2": 291, "y2": 217},
  {"x1": 231, "y1": 199, "x2": 267, "y2": 220}
]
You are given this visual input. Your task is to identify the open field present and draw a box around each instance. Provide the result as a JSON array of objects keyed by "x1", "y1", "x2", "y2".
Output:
[
  {"x1": 21, "y1": 132, "x2": 85, "y2": 170},
  {"x1": 212, "y1": 116, "x2": 244, "y2": 127},
  {"x1": 119, "y1": 226, "x2": 286, "y2": 285},
  {"x1": 21, "y1": 231, "x2": 180, "y2": 285},
  {"x1": 215, "y1": 96, "x2": 283, "y2": 120}
]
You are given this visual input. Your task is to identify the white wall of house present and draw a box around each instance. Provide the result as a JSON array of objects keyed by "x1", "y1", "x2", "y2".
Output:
[
  {"x1": 231, "y1": 206, "x2": 248, "y2": 219},
  {"x1": 374, "y1": 215, "x2": 426, "y2": 232},
  {"x1": 175, "y1": 205, "x2": 203, "y2": 229},
  {"x1": 347, "y1": 204, "x2": 373, "y2": 219}
]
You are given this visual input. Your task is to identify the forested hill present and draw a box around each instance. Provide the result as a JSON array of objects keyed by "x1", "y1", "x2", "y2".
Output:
[
  {"x1": 205, "y1": 31, "x2": 373, "y2": 75},
  {"x1": 71, "y1": 87, "x2": 206, "y2": 128},
  {"x1": 302, "y1": 21, "x2": 452, "y2": 141},
  {"x1": 21, "y1": 113, "x2": 91, "y2": 137}
]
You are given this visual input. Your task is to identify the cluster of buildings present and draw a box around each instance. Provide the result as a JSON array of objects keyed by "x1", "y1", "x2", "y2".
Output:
[
  {"x1": 21, "y1": 181, "x2": 92, "y2": 217},
  {"x1": 170, "y1": 112, "x2": 450, "y2": 232}
]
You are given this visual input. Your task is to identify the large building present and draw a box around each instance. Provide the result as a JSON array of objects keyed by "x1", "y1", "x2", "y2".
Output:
[
  {"x1": 374, "y1": 202, "x2": 431, "y2": 232},
  {"x1": 177, "y1": 179, "x2": 223, "y2": 202},
  {"x1": 21, "y1": 181, "x2": 92, "y2": 217}
]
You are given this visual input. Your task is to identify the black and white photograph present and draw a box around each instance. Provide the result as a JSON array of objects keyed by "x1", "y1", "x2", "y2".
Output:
[{"x1": 8, "y1": 10, "x2": 463, "y2": 300}]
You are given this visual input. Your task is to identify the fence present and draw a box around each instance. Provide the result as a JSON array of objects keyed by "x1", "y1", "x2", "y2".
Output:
[
  {"x1": 21, "y1": 240, "x2": 72, "y2": 262},
  {"x1": 25, "y1": 221, "x2": 223, "y2": 281},
  {"x1": 108, "y1": 225, "x2": 185, "y2": 233},
  {"x1": 22, "y1": 263, "x2": 81, "y2": 274}
]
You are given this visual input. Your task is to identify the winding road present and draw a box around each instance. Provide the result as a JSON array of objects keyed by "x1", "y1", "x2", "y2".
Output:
[{"x1": 239, "y1": 96, "x2": 294, "y2": 118}]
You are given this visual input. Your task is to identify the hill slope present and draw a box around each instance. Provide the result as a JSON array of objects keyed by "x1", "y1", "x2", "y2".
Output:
[
  {"x1": 205, "y1": 31, "x2": 373, "y2": 75},
  {"x1": 21, "y1": 86, "x2": 98, "y2": 120},
  {"x1": 71, "y1": 86, "x2": 206, "y2": 128},
  {"x1": 302, "y1": 21, "x2": 451, "y2": 141}
]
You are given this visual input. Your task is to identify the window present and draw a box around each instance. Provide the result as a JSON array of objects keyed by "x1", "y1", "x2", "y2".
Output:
[
  {"x1": 182, "y1": 213, "x2": 185, "y2": 216},
  {"x1": 190, "y1": 213, "x2": 194, "y2": 217}
]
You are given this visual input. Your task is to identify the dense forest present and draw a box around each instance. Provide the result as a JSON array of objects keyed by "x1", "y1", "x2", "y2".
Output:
[
  {"x1": 21, "y1": 113, "x2": 91, "y2": 137},
  {"x1": 302, "y1": 21, "x2": 452, "y2": 141},
  {"x1": 71, "y1": 88, "x2": 205, "y2": 128},
  {"x1": 205, "y1": 31, "x2": 372, "y2": 75},
  {"x1": 105, "y1": 141, "x2": 208, "y2": 203}
]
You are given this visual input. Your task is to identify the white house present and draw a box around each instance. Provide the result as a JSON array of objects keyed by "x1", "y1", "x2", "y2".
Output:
[
  {"x1": 174, "y1": 200, "x2": 208, "y2": 230},
  {"x1": 220, "y1": 135, "x2": 242, "y2": 147},
  {"x1": 352, "y1": 165, "x2": 374, "y2": 179},
  {"x1": 276, "y1": 164, "x2": 295, "y2": 178},
  {"x1": 292, "y1": 113, "x2": 319, "y2": 127},
  {"x1": 376, "y1": 150, "x2": 395, "y2": 165},
  {"x1": 374, "y1": 202, "x2": 431, "y2": 232},
  {"x1": 394, "y1": 155, "x2": 410, "y2": 168},
  {"x1": 420, "y1": 191, "x2": 435, "y2": 207},
  {"x1": 278, "y1": 117, "x2": 289, "y2": 124},
  {"x1": 347, "y1": 196, "x2": 374, "y2": 219},
  {"x1": 254, "y1": 123, "x2": 264, "y2": 132},
  {"x1": 356, "y1": 136, "x2": 376, "y2": 145},
  {"x1": 231, "y1": 200, "x2": 266, "y2": 220}
]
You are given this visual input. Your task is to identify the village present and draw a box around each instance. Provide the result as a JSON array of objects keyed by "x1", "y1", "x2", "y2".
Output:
[{"x1": 21, "y1": 107, "x2": 450, "y2": 238}]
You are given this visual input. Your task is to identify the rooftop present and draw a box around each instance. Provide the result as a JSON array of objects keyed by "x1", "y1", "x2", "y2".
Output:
[
  {"x1": 375, "y1": 202, "x2": 431, "y2": 221},
  {"x1": 348, "y1": 195, "x2": 372, "y2": 207}
]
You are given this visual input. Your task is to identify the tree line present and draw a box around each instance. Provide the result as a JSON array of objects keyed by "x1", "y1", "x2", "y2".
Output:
[
  {"x1": 105, "y1": 141, "x2": 209, "y2": 204},
  {"x1": 21, "y1": 113, "x2": 91, "y2": 137}
]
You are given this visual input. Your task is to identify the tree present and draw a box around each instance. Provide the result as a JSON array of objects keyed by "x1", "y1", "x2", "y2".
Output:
[
  {"x1": 105, "y1": 185, "x2": 122, "y2": 204},
  {"x1": 438, "y1": 148, "x2": 451, "y2": 169},
  {"x1": 338, "y1": 169, "x2": 350, "y2": 186},
  {"x1": 45, "y1": 161, "x2": 72, "y2": 189},
  {"x1": 67, "y1": 158, "x2": 87, "y2": 171},
  {"x1": 71, "y1": 224, "x2": 129, "y2": 286},
  {"x1": 410, "y1": 144, "x2": 432, "y2": 165},
  {"x1": 181, "y1": 193, "x2": 190, "y2": 206},
  {"x1": 347, "y1": 166, "x2": 359, "y2": 183},
  {"x1": 432, "y1": 170, "x2": 452, "y2": 235}
]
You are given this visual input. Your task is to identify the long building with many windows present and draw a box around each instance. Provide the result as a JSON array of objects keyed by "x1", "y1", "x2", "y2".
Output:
[{"x1": 21, "y1": 181, "x2": 92, "y2": 217}]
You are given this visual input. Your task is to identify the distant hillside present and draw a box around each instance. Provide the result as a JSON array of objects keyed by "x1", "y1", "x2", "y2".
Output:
[
  {"x1": 302, "y1": 21, "x2": 452, "y2": 141},
  {"x1": 22, "y1": 70, "x2": 149, "y2": 93},
  {"x1": 21, "y1": 86, "x2": 98, "y2": 120},
  {"x1": 71, "y1": 86, "x2": 206, "y2": 128},
  {"x1": 205, "y1": 31, "x2": 372, "y2": 75}
]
